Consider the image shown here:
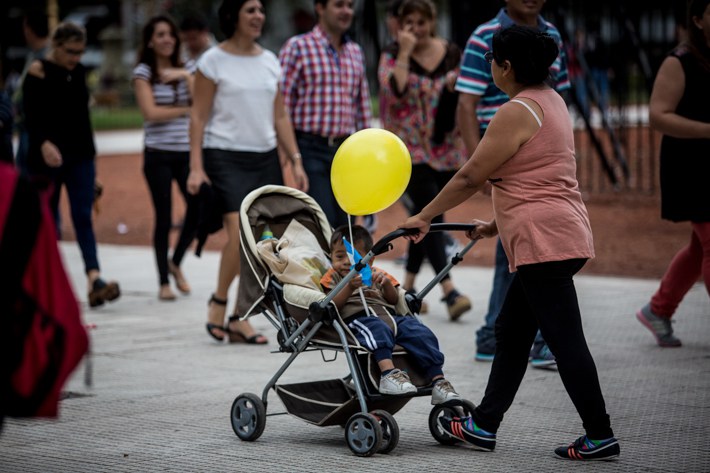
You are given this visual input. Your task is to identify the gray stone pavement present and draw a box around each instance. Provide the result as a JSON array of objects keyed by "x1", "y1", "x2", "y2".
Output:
[{"x1": 1, "y1": 242, "x2": 709, "y2": 472}]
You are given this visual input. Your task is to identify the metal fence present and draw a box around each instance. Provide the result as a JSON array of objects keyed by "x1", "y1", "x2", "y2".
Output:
[{"x1": 544, "y1": 1, "x2": 680, "y2": 196}]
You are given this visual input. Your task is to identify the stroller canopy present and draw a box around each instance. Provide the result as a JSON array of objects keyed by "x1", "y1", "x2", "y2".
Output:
[{"x1": 237, "y1": 185, "x2": 332, "y2": 318}]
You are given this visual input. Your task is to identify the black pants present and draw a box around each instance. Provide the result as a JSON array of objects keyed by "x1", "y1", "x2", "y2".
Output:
[
  {"x1": 405, "y1": 164, "x2": 456, "y2": 279},
  {"x1": 143, "y1": 149, "x2": 198, "y2": 285},
  {"x1": 473, "y1": 258, "x2": 614, "y2": 439},
  {"x1": 296, "y1": 133, "x2": 348, "y2": 228}
]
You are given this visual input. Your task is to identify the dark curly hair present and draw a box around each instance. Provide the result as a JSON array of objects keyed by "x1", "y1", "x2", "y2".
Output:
[{"x1": 491, "y1": 25, "x2": 559, "y2": 86}]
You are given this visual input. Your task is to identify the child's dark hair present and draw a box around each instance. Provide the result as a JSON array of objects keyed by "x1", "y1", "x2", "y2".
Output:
[
  {"x1": 491, "y1": 25, "x2": 559, "y2": 86},
  {"x1": 330, "y1": 225, "x2": 374, "y2": 253}
]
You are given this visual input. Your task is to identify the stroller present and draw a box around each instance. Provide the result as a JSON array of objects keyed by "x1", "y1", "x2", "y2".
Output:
[{"x1": 231, "y1": 185, "x2": 478, "y2": 456}]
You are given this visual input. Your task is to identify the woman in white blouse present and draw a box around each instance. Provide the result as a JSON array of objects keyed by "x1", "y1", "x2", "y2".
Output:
[{"x1": 187, "y1": 0, "x2": 308, "y2": 344}]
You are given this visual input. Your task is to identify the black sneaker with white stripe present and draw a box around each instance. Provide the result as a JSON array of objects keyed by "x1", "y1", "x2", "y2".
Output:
[
  {"x1": 554, "y1": 435, "x2": 620, "y2": 461},
  {"x1": 437, "y1": 416, "x2": 496, "y2": 451}
]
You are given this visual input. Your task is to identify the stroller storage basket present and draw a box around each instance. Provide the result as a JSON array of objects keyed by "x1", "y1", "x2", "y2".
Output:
[{"x1": 276, "y1": 379, "x2": 409, "y2": 427}]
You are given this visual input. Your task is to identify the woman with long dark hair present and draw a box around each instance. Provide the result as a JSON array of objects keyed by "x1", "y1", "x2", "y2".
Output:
[{"x1": 133, "y1": 15, "x2": 197, "y2": 301}]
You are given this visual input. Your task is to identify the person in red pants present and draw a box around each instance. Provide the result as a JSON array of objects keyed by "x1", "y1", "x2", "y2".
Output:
[{"x1": 636, "y1": 0, "x2": 710, "y2": 347}]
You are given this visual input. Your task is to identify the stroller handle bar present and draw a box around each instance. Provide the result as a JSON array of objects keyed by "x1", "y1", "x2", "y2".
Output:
[
  {"x1": 316, "y1": 222, "x2": 478, "y2": 316},
  {"x1": 370, "y1": 223, "x2": 477, "y2": 256}
]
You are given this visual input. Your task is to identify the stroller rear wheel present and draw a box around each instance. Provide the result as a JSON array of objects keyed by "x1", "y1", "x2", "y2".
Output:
[
  {"x1": 428, "y1": 399, "x2": 477, "y2": 445},
  {"x1": 231, "y1": 393, "x2": 266, "y2": 441},
  {"x1": 370, "y1": 409, "x2": 399, "y2": 454},
  {"x1": 344, "y1": 413, "x2": 382, "y2": 457}
]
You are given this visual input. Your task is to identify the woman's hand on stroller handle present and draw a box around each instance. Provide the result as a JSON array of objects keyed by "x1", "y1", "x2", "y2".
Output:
[
  {"x1": 398, "y1": 215, "x2": 430, "y2": 244},
  {"x1": 466, "y1": 219, "x2": 497, "y2": 240}
]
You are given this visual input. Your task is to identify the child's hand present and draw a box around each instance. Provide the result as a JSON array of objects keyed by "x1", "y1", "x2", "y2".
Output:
[
  {"x1": 348, "y1": 274, "x2": 363, "y2": 290},
  {"x1": 372, "y1": 269, "x2": 391, "y2": 288}
]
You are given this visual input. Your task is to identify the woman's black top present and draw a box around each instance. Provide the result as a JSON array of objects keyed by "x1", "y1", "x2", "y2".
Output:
[
  {"x1": 659, "y1": 46, "x2": 710, "y2": 223},
  {"x1": 22, "y1": 59, "x2": 96, "y2": 174}
]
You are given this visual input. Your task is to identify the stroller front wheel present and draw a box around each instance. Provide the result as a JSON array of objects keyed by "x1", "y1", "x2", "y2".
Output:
[
  {"x1": 231, "y1": 393, "x2": 266, "y2": 441},
  {"x1": 344, "y1": 413, "x2": 382, "y2": 457},
  {"x1": 370, "y1": 409, "x2": 399, "y2": 454},
  {"x1": 428, "y1": 399, "x2": 477, "y2": 445}
]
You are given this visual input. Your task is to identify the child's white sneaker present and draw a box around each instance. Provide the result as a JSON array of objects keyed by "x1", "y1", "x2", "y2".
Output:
[
  {"x1": 379, "y1": 369, "x2": 417, "y2": 395},
  {"x1": 431, "y1": 379, "x2": 461, "y2": 405}
]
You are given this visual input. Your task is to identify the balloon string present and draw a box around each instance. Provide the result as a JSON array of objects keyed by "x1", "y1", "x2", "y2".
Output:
[{"x1": 347, "y1": 214, "x2": 371, "y2": 316}]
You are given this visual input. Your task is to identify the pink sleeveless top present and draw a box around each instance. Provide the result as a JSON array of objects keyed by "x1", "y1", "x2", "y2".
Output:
[{"x1": 489, "y1": 88, "x2": 594, "y2": 272}]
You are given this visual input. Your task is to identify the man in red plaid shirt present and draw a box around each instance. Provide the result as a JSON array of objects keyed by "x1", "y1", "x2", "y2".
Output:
[{"x1": 279, "y1": 0, "x2": 372, "y2": 227}]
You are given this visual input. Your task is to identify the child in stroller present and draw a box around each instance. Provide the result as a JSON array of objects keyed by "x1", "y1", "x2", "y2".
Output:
[{"x1": 322, "y1": 225, "x2": 460, "y2": 404}]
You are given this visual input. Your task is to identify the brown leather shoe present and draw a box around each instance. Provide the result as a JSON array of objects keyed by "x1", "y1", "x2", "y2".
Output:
[
  {"x1": 442, "y1": 290, "x2": 471, "y2": 321},
  {"x1": 88, "y1": 278, "x2": 121, "y2": 308}
]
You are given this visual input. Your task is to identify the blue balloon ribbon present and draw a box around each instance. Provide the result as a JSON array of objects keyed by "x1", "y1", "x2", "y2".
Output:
[{"x1": 342, "y1": 237, "x2": 373, "y2": 287}]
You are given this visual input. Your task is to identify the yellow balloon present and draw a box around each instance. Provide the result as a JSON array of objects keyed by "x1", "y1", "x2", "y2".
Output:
[{"x1": 331, "y1": 128, "x2": 412, "y2": 216}]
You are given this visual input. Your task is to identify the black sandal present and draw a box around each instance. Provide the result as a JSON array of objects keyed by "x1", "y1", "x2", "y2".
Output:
[
  {"x1": 225, "y1": 314, "x2": 268, "y2": 344},
  {"x1": 206, "y1": 294, "x2": 227, "y2": 342}
]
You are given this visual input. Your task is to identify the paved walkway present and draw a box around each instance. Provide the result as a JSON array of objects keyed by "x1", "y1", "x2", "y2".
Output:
[{"x1": 1, "y1": 242, "x2": 708, "y2": 472}]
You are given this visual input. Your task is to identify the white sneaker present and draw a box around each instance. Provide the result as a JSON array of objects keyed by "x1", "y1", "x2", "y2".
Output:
[
  {"x1": 379, "y1": 369, "x2": 417, "y2": 395},
  {"x1": 431, "y1": 379, "x2": 461, "y2": 405}
]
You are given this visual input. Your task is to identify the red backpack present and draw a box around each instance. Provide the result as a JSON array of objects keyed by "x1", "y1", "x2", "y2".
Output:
[{"x1": 0, "y1": 163, "x2": 88, "y2": 421}]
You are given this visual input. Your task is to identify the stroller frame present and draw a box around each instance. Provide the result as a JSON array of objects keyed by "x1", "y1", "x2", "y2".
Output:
[{"x1": 230, "y1": 186, "x2": 479, "y2": 456}]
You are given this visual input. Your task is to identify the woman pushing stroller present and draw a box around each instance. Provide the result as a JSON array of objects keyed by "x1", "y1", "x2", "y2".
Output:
[
  {"x1": 321, "y1": 225, "x2": 460, "y2": 404},
  {"x1": 400, "y1": 25, "x2": 619, "y2": 460}
]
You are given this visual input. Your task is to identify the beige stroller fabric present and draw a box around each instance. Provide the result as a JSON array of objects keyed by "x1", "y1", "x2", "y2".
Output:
[
  {"x1": 236, "y1": 185, "x2": 332, "y2": 318},
  {"x1": 256, "y1": 219, "x2": 330, "y2": 291}
]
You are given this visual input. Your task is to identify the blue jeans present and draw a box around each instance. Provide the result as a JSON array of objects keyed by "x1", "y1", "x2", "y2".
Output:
[
  {"x1": 47, "y1": 159, "x2": 100, "y2": 274},
  {"x1": 476, "y1": 239, "x2": 545, "y2": 353},
  {"x1": 296, "y1": 134, "x2": 348, "y2": 228},
  {"x1": 349, "y1": 314, "x2": 445, "y2": 381}
]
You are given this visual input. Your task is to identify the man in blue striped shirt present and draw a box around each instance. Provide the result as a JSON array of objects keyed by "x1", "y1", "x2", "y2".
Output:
[{"x1": 454, "y1": 0, "x2": 570, "y2": 366}]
